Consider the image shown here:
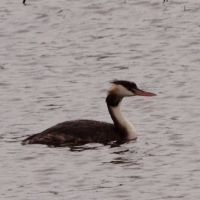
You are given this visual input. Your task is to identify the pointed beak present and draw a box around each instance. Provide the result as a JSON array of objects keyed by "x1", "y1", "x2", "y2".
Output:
[{"x1": 134, "y1": 89, "x2": 156, "y2": 97}]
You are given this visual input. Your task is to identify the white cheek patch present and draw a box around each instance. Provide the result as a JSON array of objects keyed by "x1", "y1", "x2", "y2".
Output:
[
  {"x1": 118, "y1": 85, "x2": 133, "y2": 96},
  {"x1": 109, "y1": 84, "x2": 134, "y2": 97}
]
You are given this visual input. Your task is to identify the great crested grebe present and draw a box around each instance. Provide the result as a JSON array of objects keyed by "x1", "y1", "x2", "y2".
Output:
[{"x1": 22, "y1": 80, "x2": 156, "y2": 146}]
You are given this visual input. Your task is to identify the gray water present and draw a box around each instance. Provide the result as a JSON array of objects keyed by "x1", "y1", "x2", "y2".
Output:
[{"x1": 1, "y1": 0, "x2": 200, "y2": 199}]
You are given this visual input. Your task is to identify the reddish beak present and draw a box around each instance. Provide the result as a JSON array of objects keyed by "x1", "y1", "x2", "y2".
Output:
[{"x1": 135, "y1": 89, "x2": 156, "y2": 96}]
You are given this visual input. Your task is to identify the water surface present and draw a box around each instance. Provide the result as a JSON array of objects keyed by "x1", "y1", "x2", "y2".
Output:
[{"x1": 1, "y1": 0, "x2": 200, "y2": 199}]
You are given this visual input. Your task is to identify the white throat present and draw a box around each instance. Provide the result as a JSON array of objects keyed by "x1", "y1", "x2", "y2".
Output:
[{"x1": 109, "y1": 103, "x2": 137, "y2": 140}]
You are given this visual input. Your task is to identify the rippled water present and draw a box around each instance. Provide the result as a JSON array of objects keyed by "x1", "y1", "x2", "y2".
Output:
[{"x1": 1, "y1": 0, "x2": 200, "y2": 199}]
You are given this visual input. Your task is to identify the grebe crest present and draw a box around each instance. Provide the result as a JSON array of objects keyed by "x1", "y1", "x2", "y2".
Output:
[{"x1": 108, "y1": 80, "x2": 138, "y2": 97}]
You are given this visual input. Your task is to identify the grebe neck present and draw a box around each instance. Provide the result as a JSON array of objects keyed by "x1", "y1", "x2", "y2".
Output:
[{"x1": 107, "y1": 102, "x2": 137, "y2": 140}]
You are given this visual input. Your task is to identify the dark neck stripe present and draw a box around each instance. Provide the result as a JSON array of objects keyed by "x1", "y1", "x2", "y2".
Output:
[{"x1": 106, "y1": 93, "x2": 122, "y2": 107}]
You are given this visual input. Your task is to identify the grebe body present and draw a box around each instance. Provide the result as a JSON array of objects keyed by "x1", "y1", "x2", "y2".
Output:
[{"x1": 22, "y1": 80, "x2": 156, "y2": 146}]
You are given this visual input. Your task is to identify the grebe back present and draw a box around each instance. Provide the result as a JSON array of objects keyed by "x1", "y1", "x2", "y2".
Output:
[{"x1": 22, "y1": 80, "x2": 156, "y2": 146}]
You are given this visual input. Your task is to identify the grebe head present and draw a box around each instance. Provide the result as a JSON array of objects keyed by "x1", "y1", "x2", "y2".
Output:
[{"x1": 106, "y1": 80, "x2": 156, "y2": 107}]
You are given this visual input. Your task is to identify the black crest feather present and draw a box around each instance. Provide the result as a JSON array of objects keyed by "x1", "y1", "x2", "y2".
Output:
[{"x1": 111, "y1": 80, "x2": 138, "y2": 91}]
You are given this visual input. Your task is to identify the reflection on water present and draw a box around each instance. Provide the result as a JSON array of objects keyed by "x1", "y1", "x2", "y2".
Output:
[
  {"x1": 112, "y1": 149, "x2": 129, "y2": 154},
  {"x1": 69, "y1": 145, "x2": 100, "y2": 152},
  {"x1": 1, "y1": 0, "x2": 200, "y2": 199}
]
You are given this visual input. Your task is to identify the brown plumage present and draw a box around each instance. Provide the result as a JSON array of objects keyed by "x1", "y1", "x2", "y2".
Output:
[
  {"x1": 22, "y1": 80, "x2": 156, "y2": 147},
  {"x1": 22, "y1": 120, "x2": 122, "y2": 146}
]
